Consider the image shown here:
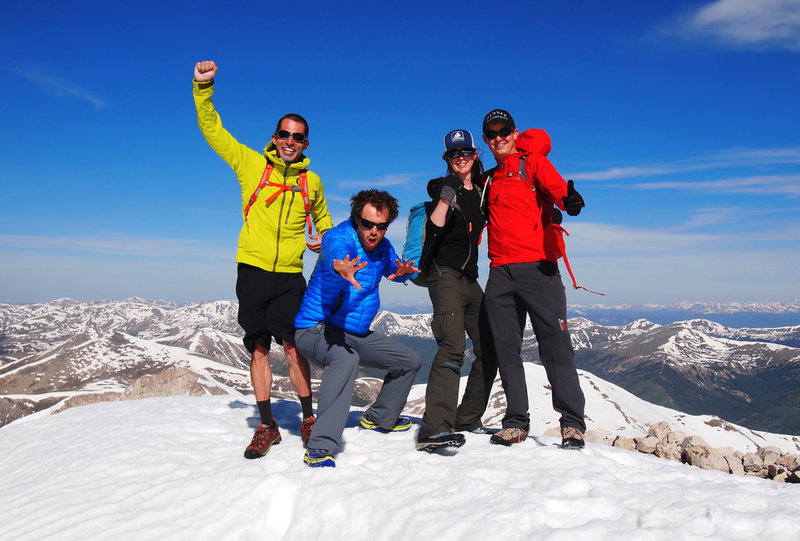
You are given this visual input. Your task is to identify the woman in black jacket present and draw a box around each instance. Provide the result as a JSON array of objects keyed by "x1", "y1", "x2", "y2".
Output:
[{"x1": 416, "y1": 129, "x2": 498, "y2": 452}]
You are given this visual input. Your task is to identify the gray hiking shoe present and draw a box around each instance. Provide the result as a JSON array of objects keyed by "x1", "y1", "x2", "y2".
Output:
[
  {"x1": 489, "y1": 425, "x2": 529, "y2": 446},
  {"x1": 561, "y1": 426, "x2": 585, "y2": 449},
  {"x1": 416, "y1": 431, "x2": 466, "y2": 452}
]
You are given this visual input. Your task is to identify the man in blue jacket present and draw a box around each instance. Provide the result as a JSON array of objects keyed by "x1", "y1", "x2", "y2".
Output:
[{"x1": 294, "y1": 189, "x2": 422, "y2": 467}]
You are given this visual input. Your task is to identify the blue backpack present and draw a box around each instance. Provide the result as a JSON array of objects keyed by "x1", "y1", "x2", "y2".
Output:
[{"x1": 401, "y1": 202, "x2": 430, "y2": 286}]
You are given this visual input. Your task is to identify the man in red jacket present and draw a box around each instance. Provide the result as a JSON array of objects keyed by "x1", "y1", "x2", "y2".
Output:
[{"x1": 480, "y1": 109, "x2": 587, "y2": 449}]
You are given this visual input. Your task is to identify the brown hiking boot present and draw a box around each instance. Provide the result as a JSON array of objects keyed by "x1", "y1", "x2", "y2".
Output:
[
  {"x1": 244, "y1": 421, "x2": 281, "y2": 459},
  {"x1": 489, "y1": 425, "x2": 529, "y2": 446},
  {"x1": 561, "y1": 426, "x2": 585, "y2": 449},
  {"x1": 300, "y1": 415, "x2": 315, "y2": 449}
]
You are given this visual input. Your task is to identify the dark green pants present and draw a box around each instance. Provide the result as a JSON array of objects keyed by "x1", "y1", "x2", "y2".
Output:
[{"x1": 418, "y1": 267, "x2": 498, "y2": 440}]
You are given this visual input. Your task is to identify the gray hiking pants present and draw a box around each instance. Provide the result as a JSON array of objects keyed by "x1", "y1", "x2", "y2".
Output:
[
  {"x1": 484, "y1": 262, "x2": 586, "y2": 432},
  {"x1": 295, "y1": 322, "x2": 421, "y2": 453}
]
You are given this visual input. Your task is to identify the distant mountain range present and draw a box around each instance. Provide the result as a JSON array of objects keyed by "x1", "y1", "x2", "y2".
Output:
[
  {"x1": 1, "y1": 298, "x2": 799, "y2": 436},
  {"x1": 388, "y1": 299, "x2": 800, "y2": 327}
]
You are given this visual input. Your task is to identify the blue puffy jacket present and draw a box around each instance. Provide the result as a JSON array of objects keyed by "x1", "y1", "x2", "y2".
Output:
[{"x1": 294, "y1": 218, "x2": 409, "y2": 335}]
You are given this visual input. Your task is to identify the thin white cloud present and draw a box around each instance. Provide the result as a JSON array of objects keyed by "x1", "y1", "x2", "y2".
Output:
[
  {"x1": 14, "y1": 68, "x2": 106, "y2": 108},
  {"x1": 675, "y1": 0, "x2": 800, "y2": 51},
  {"x1": 633, "y1": 174, "x2": 800, "y2": 195},
  {"x1": 0, "y1": 234, "x2": 230, "y2": 260},
  {"x1": 703, "y1": 147, "x2": 800, "y2": 162},
  {"x1": 572, "y1": 166, "x2": 677, "y2": 181},
  {"x1": 564, "y1": 222, "x2": 723, "y2": 256},
  {"x1": 675, "y1": 207, "x2": 743, "y2": 231},
  {"x1": 337, "y1": 173, "x2": 419, "y2": 189},
  {"x1": 571, "y1": 147, "x2": 800, "y2": 185}
]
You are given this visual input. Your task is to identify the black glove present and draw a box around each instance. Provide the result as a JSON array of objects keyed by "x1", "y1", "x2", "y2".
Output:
[
  {"x1": 439, "y1": 174, "x2": 462, "y2": 204},
  {"x1": 552, "y1": 206, "x2": 563, "y2": 225},
  {"x1": 562, "y1": 180, "x2": 584, "y2": 216}
]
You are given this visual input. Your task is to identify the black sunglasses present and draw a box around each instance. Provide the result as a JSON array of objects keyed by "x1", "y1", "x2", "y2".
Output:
[
  {"x1": 444, "y1": 148, "x2": 476, "y2": 159},
  {"x1": 275, "y1": 129, "x2": 307, "y2": 143},
  {"x1": 484, "y1": 127, "x2": 513, "y2": 139},
  {"x1": 358, "y1": 217, "x2": 390, "y2": 230}
]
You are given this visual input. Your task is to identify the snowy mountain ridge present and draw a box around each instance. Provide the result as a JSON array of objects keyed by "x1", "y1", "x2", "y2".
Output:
[{"x1": 2, "y1": 299, "x2": 800, "y2": 436}]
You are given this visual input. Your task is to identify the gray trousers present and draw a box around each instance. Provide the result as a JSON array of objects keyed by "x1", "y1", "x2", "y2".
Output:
[
  {"x1": 295, "y1": 322, "x2": 421, "y2": 453},
  {"x1": 484, "y1": 262, "x2": 586, "y2": 431}
]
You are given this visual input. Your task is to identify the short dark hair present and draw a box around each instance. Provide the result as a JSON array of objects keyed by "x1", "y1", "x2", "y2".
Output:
[
  {"x1": 350, "y1": 189, "x2": 399, "y2": 224},
  {"x1": 275, "y1": 113, "x2": 309, "y2": 136}
]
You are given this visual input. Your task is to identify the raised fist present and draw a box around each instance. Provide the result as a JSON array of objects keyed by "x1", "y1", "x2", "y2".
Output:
[
  {"x1": 194, "y1": 60, "x2": 218, "y2": 82},
  {"x1": 439, "y1": 174, "x2": 462, "y2": 203}
]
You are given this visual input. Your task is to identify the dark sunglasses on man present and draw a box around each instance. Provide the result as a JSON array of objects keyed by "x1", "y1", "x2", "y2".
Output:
[
  {"x1": 484, "y1": 127, "x2": 513, "y2": 140},
  {"x1": 444, "y1": 148, "x2": 476, "y2": 159},
  {"x1": 276, "y1": 129, "x2": 307, "y2": 143},
  {"x1": 358, "y1": 217, "x2": 390, "y2": 231}
]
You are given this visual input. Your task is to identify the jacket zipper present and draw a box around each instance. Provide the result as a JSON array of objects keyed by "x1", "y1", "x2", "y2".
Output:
[{"x1": 272, "y1": 165, "x2": 291, "y2": 271}]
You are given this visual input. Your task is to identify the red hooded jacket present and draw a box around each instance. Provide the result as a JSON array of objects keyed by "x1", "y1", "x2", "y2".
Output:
[{"x1": 485, "y1": 129, "x2": 568, "y2": 266}]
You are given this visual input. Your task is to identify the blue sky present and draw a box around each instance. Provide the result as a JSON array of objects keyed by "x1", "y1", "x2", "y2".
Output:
[{"x1": 1, "y1": 0, "x2": 799, "y2": 310}]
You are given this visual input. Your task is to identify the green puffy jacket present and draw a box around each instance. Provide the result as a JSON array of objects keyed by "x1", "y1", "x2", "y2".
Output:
[{"x1": 194, "y1": 80, "x2": 332, "y2": 273}]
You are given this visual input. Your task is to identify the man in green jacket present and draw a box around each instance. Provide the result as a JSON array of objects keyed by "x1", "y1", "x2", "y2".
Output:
[{"x1": 193, "y1": 60, "x2": 333, "y2": 459}]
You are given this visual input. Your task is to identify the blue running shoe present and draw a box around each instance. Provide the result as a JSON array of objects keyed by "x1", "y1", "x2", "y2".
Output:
[
  {"x1": 359, "y1": 413, "x2": 412, "y2": 433},
  {"x1": 304, "y1": 449, "x2": 335, "y2": 468}
]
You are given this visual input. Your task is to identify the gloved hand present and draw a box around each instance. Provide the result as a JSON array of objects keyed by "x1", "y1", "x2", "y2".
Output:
[
  {"x1": 562, "y1": 180, "x2": 584, "y2": 216},
  {"x1": 439, "y1": 174, "x2": 462, "y2": 204},
  {"x1": 552, "y1": 206, "x2": 563, "y2": 225}
]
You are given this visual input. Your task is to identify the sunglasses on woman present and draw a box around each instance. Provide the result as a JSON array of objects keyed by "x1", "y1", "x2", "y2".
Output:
[
  {"x1": 275, "y1": 129, "x2": 307, "y2": 143},
  {"x1": 444, "y1": 148, "x2": 476, "y2": 159},
  {"x1": 358, "y1": 217, "x2": 390, "y2": 230},
  {"x1": 484, "y1": 127, "x2": 513, "y2": 139}
]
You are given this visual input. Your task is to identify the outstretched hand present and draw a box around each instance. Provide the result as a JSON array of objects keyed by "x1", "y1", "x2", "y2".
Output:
[
  {"x1": 306, "y1": 232, "x2": 323, "y2": 253},
  {"x1": 333, "y1": 254, "x2": 368, "y2": 290},
  {"x1": 194, "y1": 60, "x2": 218, "y2": 82},
  {"x1": 387, "y1": 259, "x2": 421, "y2": 281}
]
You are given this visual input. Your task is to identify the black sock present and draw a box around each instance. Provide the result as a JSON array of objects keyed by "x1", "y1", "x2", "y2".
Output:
[
  {"x1": 257, "y1": 400, "x2": 274, "y2": 426},
  {"x1": 299, "y1": 395, "x2": 313, "y2": 419}
]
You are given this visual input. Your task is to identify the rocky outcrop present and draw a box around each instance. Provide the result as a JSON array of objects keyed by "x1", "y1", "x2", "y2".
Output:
[
  {"x1": 121, "y1": 367, "x2": 227, "y2": 399},
  {"x1": 1, "y1": 396, "x2": 62, "y2": 427},
  {"x1": 585, "y1": 422, "x2": 800, "y2": 483},
  {"x1": 54, "y1": 392, "x2": 123, "y2": 413}
]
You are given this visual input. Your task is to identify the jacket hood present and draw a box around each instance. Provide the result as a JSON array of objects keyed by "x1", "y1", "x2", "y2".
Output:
[
  {"x1": 264, "y1": 141, "x2": 311, "y2": 171},
  {"x1": 515, "y1": 128, "x2": 551, "y2": 157}
]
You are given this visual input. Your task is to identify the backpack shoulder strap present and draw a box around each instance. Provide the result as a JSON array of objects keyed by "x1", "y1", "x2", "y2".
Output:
[
  {"x1": 244, "y1": 164, "x2": 313, "y2": 234},
  {"x1": 243, "y1": 163, "x2": 274, "y2": 223},
  {"x1": 298, "y1": 170, "x2": 312, "y2": 235},
  {"x1": 518, "y1": 154, "x2": 534, "y2": 191},
  {"x1": 479, "y1": 168, "x2": 495, "y2": 214}
]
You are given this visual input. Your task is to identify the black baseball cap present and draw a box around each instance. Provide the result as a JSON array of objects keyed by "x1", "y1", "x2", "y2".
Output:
[{"x1": 482, "y1": 109, "x2": 515, "y2": 133}]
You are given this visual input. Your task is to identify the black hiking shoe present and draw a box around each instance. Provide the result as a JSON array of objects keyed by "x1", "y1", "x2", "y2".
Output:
[
  {"x1": 416, "y1": 432, "x2": 466, "y2": 453},
  {"x1": 561, "y1": 426, "x2": 585, "y2": 449}
]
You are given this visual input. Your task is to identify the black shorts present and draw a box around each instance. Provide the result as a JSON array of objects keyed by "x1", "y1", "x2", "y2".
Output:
[{"x1": 235, "y1": 263, "x2": 306, "y2": 354}]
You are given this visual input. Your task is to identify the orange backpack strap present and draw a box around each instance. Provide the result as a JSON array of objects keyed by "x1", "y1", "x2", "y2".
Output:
[
  {"x1": 552, "y1": 224, "x2": 605, "y2": 296},
  {"x1": 243, "y1": 164, "x2": 313, "y2": 235},
  {"x1": 243, "y1": 163, "x2": 274, "y2": 223},
  {"x1": 298, "y1": 171, "x2": 312, "y2": 235}
]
